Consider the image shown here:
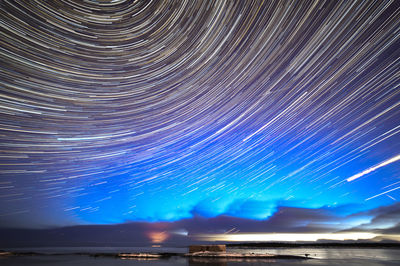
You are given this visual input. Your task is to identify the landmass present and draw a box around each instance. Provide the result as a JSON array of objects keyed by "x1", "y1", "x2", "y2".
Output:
[
  {"x1": 0, "y1": 249, "x2": 310, "y2": 260},
  {"x1": 2, "y1": 242, "x2": 399, "y2": 260},
  {"x1": 185, "y1": 251, "x2": 309, "y2": 259},
  {"x1": 227, "y1": 242, "x2": 400, "y2": 248}
]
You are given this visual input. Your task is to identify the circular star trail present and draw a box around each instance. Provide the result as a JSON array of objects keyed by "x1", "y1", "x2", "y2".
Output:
[{"x1": 0, "y1": 0, "x2": 400, "y2": 228}]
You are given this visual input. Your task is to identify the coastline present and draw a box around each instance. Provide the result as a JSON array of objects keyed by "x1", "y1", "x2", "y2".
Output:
[
  {"x1": 227, "y1": 242, "x2": 400, "y2": 249},
  {"x1": 2, "y1": 243, "x2": 400, "y2": 261},
  {"x1": 0, "y1": 250, "x2": 310, "y2": 260}
]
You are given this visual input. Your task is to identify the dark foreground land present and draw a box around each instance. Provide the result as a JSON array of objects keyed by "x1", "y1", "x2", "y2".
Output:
[
  {"x1": 0, "y1": 250, "x2": 310, "y2": 260},
  {"x1": 227, "y1": 242, "x2": 400, "y2": 248},
  {"x1": 2, "y1": 243, "x2": 400, "y2": 262}
]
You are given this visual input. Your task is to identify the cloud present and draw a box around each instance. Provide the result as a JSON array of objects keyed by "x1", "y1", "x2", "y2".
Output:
[
  {"x1": 224, "y1": 199, "x2": 277, "y2": 219},
  {"x1": 184, "y1": 200, "x2": 370, "y2": 234},
  {"x1": 191, "y1": 198, "x2": 278, "y2": 220},
  {"x1": 2, "y1": 202, "x2": 400, "y2": 247},
  {"x1": 345, "y1": 203, "x2": 400, "y2": 232}
]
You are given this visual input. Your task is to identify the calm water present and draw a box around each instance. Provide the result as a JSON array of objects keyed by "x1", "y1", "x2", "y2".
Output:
[{"x1": 1, "y1": 247, "x2": 400, "y2": 265}]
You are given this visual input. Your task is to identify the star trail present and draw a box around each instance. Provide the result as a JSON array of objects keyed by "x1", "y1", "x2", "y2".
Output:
[{"x1": 1, "y1": 0, "x2": 400, "y2": 239}]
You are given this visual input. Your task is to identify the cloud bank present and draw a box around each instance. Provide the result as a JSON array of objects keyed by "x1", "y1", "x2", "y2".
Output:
[{"x1": 1, "y1": 202, "x2": 399, "y2": 247}]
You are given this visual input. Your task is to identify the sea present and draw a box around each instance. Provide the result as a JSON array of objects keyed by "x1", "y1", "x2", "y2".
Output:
[{"x1": 1, "y1": 246, "x2": 400, "y2": 266}]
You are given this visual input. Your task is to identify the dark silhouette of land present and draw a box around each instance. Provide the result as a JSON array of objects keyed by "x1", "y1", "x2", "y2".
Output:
[
  {"x1": 227, "y1": 242, "x2": 400, "y2": 248},
  {"x1": 0, "y1": 249, "x2": 310, "y2": 260}
]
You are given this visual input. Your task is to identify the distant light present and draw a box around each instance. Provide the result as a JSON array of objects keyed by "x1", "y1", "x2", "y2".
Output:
[
  {"x1": 147, "y1": 231, "x2": 169, "y2": 243},
  {"x1": 196, "y1": 232, "x2": 378, "y2": 242}
]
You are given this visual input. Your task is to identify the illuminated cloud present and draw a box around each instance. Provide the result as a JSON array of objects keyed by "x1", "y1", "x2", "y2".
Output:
[
  {"x1": 2, "y1": 203, "x2": 400, "y2": 247},
  {"x1": 147, "y1": 231, "x2": 169, "y2": 244}
]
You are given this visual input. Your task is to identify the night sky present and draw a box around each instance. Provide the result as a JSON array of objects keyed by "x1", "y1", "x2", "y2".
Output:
[{"x1": 1, "y1": 0, "x2": 400, "y2": 245}]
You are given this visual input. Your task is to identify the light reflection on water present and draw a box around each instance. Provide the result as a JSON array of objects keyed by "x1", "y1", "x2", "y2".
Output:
[{"x1": 1, "y1": 248, "x2": 400, "y2": 265}]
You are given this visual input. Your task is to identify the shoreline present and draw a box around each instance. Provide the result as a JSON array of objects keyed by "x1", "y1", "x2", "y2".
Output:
[
  {"x1": 2, "y1": 243, "x2": 400, "y2": 261},
  {"x1": 0, "y1": 250, "x2": 311, "y2": 260},
  {"x1": 227, "y1": 242, "x2": 400, "y2": 249}
]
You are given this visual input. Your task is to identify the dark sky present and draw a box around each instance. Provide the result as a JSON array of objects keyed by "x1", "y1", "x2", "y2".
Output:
[{"x1": 0, "y1": 0, "x2": 400, "y2": 245}]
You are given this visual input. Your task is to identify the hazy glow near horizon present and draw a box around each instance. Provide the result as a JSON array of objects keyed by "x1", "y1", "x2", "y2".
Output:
[
  {"x1": 147, "y1": 231, "x2": 169, "y2": 243},
  {"x1": 197, "y1": 232, "x2": 380, "y2": 242}
]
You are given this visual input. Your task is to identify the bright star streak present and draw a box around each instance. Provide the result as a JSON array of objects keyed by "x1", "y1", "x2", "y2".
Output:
[{"x1": 347, "y1": 154, "x2": 400, "y2": 182}]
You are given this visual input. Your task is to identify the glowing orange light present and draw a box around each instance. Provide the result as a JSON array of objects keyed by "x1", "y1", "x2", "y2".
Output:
[{"x1": 147, "y1": 231, "x2": 169, "y2": 243}]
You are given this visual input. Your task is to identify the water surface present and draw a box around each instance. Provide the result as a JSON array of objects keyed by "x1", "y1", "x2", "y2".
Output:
[{"x1": 1, "y1": 247, "x2": 400, "y2": 265}]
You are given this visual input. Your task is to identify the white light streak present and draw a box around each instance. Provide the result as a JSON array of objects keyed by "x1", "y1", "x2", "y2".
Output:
[
  {"x1": 347, "y1": 154, "x2": 400, "y2": 182},
  {"x1": 366, "y1": 186, "x2": 400, "y2": 201}
]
